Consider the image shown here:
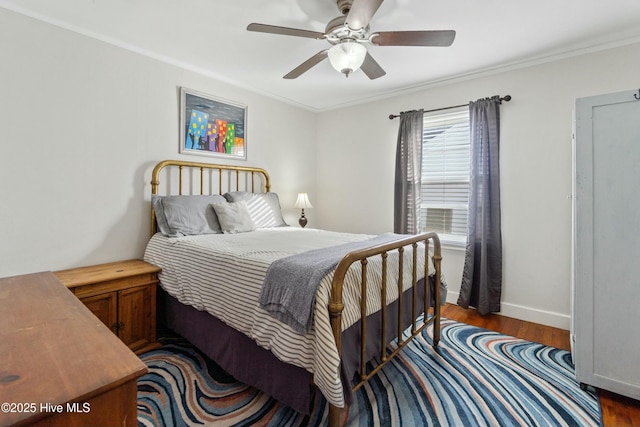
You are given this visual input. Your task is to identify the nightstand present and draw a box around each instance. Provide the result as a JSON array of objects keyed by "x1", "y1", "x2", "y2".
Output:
[{"x1": 54, "y1": 259, "x2": 161, "y2": 354}]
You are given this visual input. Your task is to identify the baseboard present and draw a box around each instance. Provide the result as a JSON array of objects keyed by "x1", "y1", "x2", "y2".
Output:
[{"x1": 445, "y1": 291, "x2": 571, "y2": 330}]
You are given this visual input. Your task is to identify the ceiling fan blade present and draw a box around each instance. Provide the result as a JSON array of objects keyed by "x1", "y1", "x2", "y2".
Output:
[
  {"x1": 247, "y1": 23, "x2": 325, "y2": 39},
  {"x1": 283, "y1": 50, "x2": 329, "y2": 79},
  {"x1": 360, "y1": 52, "x2": 386, "y2": 80},
  {"x1": 345, "y1": 0, "x2": 384, "y2": 30},
  {"x1": 371, "y1": 30, "x2": 456, "y2": 47}
]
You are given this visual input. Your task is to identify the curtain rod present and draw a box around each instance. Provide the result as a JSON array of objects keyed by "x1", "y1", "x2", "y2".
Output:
[{"x1": 388, "y1": 95, "x2": 512, "y2": 120}]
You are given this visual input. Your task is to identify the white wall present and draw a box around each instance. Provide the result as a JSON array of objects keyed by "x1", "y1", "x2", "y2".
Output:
[
  {"x1": 316, "y1": 42, "x2": 640, "y2": 329},
  {"x1": 0, "y1": 9, "x2": 317, "y2": 277}
]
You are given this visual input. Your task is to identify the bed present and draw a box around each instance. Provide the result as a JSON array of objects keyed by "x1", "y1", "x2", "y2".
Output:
[{"x1": 143, "y1": 160, "x2": 444, "y2": 426}]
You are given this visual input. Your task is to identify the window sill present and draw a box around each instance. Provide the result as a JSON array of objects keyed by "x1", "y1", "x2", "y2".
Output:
[
  {"x1": 441, "y1": 241, "x2": 467, "y2": 252},
  {"x1": 435, "y1": 235, "x2": 467, "y2": 251}
]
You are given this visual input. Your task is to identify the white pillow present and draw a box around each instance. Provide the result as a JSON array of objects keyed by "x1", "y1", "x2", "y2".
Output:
[
  {"x1": 223, "y1": 192, "x2": 287, "y2": 228},
  {"x1": 212, "y1": 201, "x2": 256, "y2": 234}
]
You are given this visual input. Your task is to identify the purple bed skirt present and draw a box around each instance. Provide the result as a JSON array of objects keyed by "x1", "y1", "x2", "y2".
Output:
[
  {"x1": 158, "y1": 276, "x2": 440, "y2": 415},
  {"x1": 159, "y1": 290, "x2": 314, "y2": 414}
]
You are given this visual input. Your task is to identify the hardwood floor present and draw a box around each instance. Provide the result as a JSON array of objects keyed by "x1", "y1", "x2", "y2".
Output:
[{"x1": 440, "y1": 303, "x2": 640, "y2": 427}]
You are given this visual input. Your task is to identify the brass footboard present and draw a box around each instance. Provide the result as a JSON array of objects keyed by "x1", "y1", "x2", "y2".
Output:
[{"x1": 328, "y1": 232, "x2": 442, "y2": 426}]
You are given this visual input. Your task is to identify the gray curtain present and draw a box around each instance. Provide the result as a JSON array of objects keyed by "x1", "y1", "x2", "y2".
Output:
[
  {"x1": 457, "y1": 96, "x2": 502, "y2": 314},
  {"x1": 394, "y1": 110, "x2": 424, "y2": 234}
]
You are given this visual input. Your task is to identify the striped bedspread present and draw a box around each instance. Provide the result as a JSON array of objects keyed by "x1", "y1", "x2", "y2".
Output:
[{"x1": 143, "y1": 227, "x2": 434, "y2": 408}]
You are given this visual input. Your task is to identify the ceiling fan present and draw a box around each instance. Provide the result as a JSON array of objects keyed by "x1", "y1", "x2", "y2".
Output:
[{"x1": 247, "y1": 0, "x2": 456, "y2": 80}]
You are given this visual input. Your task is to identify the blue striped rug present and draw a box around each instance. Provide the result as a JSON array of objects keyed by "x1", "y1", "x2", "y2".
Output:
[{"x1": 137, "y1": 318, "x2": 600, "y2": 426}]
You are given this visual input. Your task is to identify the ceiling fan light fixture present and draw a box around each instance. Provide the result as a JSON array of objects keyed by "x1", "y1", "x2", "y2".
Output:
[{"x1": 328, "y1": 41, "x2": 367, "y2": 77}]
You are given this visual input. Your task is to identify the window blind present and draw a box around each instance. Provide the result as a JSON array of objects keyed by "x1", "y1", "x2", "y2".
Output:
[{"x1": 421, "y1": 107, "x2": 470, "y2": 244}]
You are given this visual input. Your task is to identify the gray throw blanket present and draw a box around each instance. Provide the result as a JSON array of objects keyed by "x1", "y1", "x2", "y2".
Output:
[{"x1": 259, "y1": 233, "x2": 405, "y2": 334}]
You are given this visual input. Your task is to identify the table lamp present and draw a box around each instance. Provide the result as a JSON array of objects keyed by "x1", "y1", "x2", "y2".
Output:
[{"x1": 294, "y1": 193, "x2": 313, "y2": 228}]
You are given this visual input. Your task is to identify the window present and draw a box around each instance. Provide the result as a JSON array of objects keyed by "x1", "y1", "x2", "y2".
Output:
[{"x1": 421, "y1": 107, "x2": 470, "y2": 246}]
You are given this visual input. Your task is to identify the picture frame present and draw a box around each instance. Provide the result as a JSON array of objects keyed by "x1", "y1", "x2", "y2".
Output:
[{"x1": 179, "y1": 87, "x2": 247, "y2": 160}]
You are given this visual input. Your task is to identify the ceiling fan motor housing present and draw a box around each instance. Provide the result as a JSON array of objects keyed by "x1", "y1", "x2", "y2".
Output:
[{"x1": 325, "y1": 15, "x2": 369, "y2": 45}]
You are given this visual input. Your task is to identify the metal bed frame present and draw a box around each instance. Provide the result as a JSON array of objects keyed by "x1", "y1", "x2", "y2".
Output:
[{"x1": 149, "y1": 159, "x2": 442, "y2": 426}]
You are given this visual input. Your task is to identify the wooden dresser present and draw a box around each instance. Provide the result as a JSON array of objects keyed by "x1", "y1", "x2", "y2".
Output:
[
  {"x1": 54, "y1": 259, "x2": 162, "y2": 354},
  {"x1": 0, "y1": 271, "x2": 148, "y2": 426}
]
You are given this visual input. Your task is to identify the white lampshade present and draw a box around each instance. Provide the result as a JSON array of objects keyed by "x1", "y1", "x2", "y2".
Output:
[
  {"x1": 294, "y1": 193, "x2": 313, "y2": 209},
  {"x1": 328, "y1": 41, "x2": 367, "y2": 77}
]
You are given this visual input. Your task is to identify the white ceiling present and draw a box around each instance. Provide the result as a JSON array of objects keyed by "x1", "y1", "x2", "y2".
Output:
[{"x1": 2, "y1": 0, "x2": 640, "y2": 112}]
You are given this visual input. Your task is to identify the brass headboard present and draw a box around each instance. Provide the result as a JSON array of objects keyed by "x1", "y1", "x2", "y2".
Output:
[{"x1": 150, "y1": 160, "x2": 271, "y2": 236}]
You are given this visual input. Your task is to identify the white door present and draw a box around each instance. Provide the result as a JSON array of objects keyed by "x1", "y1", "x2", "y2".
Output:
[{"x1": 574, "y1": 89, "x2": 640, "y2": 399}]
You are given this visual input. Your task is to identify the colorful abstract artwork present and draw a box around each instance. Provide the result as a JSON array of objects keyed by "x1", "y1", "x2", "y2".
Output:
[{"x1": 179, "y1": 88, "x2": 247, "y2": 159}]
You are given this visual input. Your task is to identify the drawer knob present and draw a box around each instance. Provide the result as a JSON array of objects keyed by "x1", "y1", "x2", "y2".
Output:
[{"x1": 111, "y1": 321, "x2": 125, "y2": 331}]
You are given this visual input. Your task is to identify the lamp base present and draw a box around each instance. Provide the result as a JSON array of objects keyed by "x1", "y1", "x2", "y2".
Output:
[{"x1": 299, "y1": 210, "x2": 308, "y2": 228}]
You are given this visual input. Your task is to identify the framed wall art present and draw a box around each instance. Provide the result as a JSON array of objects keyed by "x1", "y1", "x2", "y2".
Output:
[{"x1": 179, "y1": 88, "x2": 247, "y2": 160}]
